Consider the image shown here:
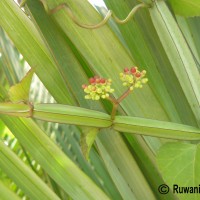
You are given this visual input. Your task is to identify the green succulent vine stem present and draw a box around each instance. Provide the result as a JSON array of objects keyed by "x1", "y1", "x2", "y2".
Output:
[
  {"x1": 107, "y1": 88, "x2": 132, "y2": 120},
  {"x1": 21, "y1": 1, "x2": 149, "y2": 29}
]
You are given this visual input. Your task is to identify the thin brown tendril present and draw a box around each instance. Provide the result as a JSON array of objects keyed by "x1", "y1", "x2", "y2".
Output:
[{"x1": 44, "y1": 2, "x2": 149, "y2": 29}]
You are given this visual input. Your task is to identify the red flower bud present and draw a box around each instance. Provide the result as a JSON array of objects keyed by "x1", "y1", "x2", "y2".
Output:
[
  {"x1": 89, "y1": 78, "x2": 95, "y2": 84},
  {"x1": 124, "y1": 68, "x2": 129, "y2": 73},
  {"x1": 135, "y1": 72, "x2": 141, "y2": 78},
  {"x1": 100, "y1": 78, "x2": 106, "y2": 84},
  {"x1": 130, "y1": 67, "x2": 136, "y2": 74}
]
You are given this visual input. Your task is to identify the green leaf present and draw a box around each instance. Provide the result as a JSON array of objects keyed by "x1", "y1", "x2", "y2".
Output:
[
  {"x1": 8, "y1": 69, "x2": 34, "y2": 102},
  {"x1": 96, "y1": 136, "x2": 138, "y2": 200},
  {"x1": 96, "y1": 130, "x2": 156, "y2": 200},
  {"x1": 0, "y1": 181, "x2": 21, "y2": 200},
  {"x1": 140, "y1": 0, "x2": 152, "y2": 5},
  {"x1": 0, "y1": 140, "x2": 61, "y2": 200},
  {"x1": 80, "y1": 127, "x2": 98, "y2": 160},
  {"x1": 157, "y1": 142, "x2": 200, "y2": 200},
  {"x1": 24, "y1": 0, "x2": 92, "y2": 108},
  {"x1": 186, "y1": 17, "x2": 200, "y2": 60},
  {"x1": 168, "y1": 0, "x2": 200, "y2": 17},
  {"x1": 0, "y1": 120, "x2": 5, "y2": 137},
  {"x1": 175, "y1": 16, "x2": 200, "y2": 65},
  {"x1": 0, "y1": 0, "x2": 73, "y2": 104},
  {"x1": 149, "y1": 1, "x2": 200, "y2": 126},
  {"x1": 0, "y1": 28, "x2": 20, "y2": 86}
]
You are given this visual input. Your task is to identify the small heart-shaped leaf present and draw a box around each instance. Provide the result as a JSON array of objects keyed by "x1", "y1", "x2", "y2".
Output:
[
  {"x1": 80, "y1": 127, "x2": 98, "y2": 160},
  {"x1": 8, "y1": 69, "x2": 34, "y2": 102},
  {"x1": 157, "y1": 142, "x2": 200, "y2": 200}
]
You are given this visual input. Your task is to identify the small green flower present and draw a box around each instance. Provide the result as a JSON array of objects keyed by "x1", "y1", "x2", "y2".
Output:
[
  {"x1": 120, "y1": 67, "x2": 148, "y2": 89},
  {"x1": 82, "y1": 76, "x2": 114, "y2": 100}
]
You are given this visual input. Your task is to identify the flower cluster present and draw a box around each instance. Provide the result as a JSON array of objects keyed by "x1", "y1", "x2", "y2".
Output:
[
  {"x1": 119, "y1": 67, "x2": 148, "y2": 90},
  {"x1": 82, "y1": 76, "x2": 114, "y2": 100}
]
